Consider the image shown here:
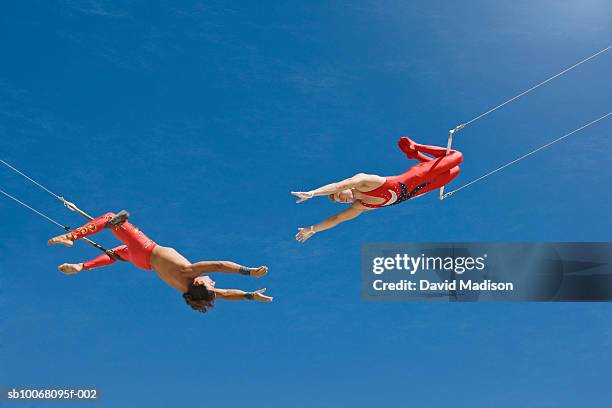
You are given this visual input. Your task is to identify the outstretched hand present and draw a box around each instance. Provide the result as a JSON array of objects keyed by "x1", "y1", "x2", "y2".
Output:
[
  {"x1": 250, "y1": 266, "x2": 268, "y2": 278},
  {"x1": 253, "y1": 288, "x2": 273, "y2": 302},
  {"x1": 291, "y1": 191, "x2": 314, "y2": 203},
  {"x1": 296, "y1": 227, "x2": 316, "y2": 243}
]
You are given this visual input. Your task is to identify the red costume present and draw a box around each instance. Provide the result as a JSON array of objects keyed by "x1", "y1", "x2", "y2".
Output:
[
  {"x1": 358, "y1": 137, "x2": 462, "y2": 208},
  {"x1": 66, "y1": 213, "x2": 157, "y2": 270}
]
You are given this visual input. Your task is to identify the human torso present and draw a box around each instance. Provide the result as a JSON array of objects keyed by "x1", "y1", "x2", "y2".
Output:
[
  {"x1": 357, "y1": 164, "x2": 434, "y2": 209},
  {"x1": 149, "y1": 246, "x2": 198, "y2": 292}
]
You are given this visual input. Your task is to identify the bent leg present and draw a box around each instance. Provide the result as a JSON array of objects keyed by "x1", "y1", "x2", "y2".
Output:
[
  {"x1": 426, "y1": 166, "x2": 460, "y2": 190},
  {"x1": 413, "y1": 166, "x2": 460, "y2": 198},
  {"x1": 109, "y1": 222, "x2": 156, "y2": 270},
  {"x1": 59, "y1": 245, "x2": 130, "y2": 274},
  {"x1": 416, "y1": 150, "x2": 463, "y2": 178},
  {"x1": 48, "y1": 213, "x2": 115, "y2": 246},
  {"x1": 398, "y1": 137, "x2": 434, "y2": 163},
  {"x1": 415, "y1": 142, "x2": 454, "y2": 158},
  {"x1": 411, "y1": 140, "x2": 463, "y2": 167},
  {"x1": 82, "y1": 245, "x2": 131, "y2": 270},
  {"x1": 398, "y1": 137, "x2": 460, "y2": 164},
  {"x1": 69, "y1": 213, "x2": 115, "y2": 240}
]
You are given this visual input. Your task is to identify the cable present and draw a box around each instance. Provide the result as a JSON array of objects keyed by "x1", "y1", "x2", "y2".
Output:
[
  {"x1": 442, "y1": 112, "x2": 611, "y2": 199},
  {"x1": 460, "y1": 45, "x2": 611, "y2": 128},
  {"x1": 0, "y1": 159, "x2": 63, "y2": 200},
  {"x1": 0, "y1": 188, "x2": 68, "y2": 229},
  {"x1": 0, "y1": 159, "x2": 95, "y2": 219},
  {"x1": 0, "y1": 162, "x2": 122, "y2": 260}
]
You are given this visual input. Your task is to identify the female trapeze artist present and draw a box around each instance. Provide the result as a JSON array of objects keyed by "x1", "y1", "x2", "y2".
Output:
[{"x1": 292, "y1": 137, "x2": 462, "y2": 242}]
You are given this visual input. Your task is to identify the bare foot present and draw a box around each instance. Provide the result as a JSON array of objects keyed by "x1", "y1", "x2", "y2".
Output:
[
  {"x1": 251, "y1": 266, "x2": 268, "y2": 278},
  {"x1": 48, "y1": 234, "x2": 74, "y2": 247},
  {"x1": 58, "y1": 263, "x2": 83, "y2": 275}
]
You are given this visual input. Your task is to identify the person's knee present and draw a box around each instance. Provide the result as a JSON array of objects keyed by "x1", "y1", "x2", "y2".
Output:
[
  {"x1": 430, "y1": 151, "x2": 462, "y2": 173},
  {"x1": 448, "y1": 151, "x2": 463, "y2": 167}
]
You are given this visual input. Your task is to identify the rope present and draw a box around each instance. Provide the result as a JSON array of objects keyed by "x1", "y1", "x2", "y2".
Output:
[
  {"x1": 0, "y1": 159, "x2": 94, "y2": 219},
  {"x1": 0, "y1": 188, "x2": 68, "y2": 229},
  {"x1": 460, "y1": 45, "x2": 611, "y2": 128},
  {"x1": 0, "y1": 159, "x2": 63, "y2": 200},
  {"x1": 442, "y1": 112, "x2": 611, "y2": 199},
  {"x1": 0, "y1": 160, "x2": 122, "y2": 260}
]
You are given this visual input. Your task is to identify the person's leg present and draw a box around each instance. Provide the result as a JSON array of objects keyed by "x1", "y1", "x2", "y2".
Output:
[
  {"x1": 48, "y1": 213, "x2": 116, "y2": 247},
  {"x1": 396, "y1": 138, "x2": 462, "y2": 190},
  {"x1": 398, "y1": 137, "x2": 433, "y2": 163},
  {"x1": 399, "y1": 137, "x2": 460, "y2": 164},
  {"x1": 425, "y1": 166, "x2": 460, "y2": 191},
  {"x1": 415, "y1": 149, "x2": 462, "y2": 177},
  {"x1": 59, "y1": 245, "x2": 131, "y2": 274},
  {"x1": 413, "y1": 141, "x2": 457, "y2": 158},
  {"x1": 109, "y1": 222, "x2": 157, "y2": 270}
]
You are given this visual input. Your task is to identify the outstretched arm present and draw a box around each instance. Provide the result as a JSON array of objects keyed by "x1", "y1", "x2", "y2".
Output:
[
  {"x1": 296, "y1": 205, "x2": 368, "y2": 242},
  {"x1": 211, "y1": 288, "x2": 273, "y2": 302},
  {"x1": 184, "y1": 261, "x2": 268, "y2": 278},
  {"x1": 292, "y1": 173, "x2": 374, "y2": 203}
]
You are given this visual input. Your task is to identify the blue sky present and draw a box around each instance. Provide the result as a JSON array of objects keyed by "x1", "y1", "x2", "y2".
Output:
[{"x1": 1, "y1": 1, "x2": 611, "y2": 407}]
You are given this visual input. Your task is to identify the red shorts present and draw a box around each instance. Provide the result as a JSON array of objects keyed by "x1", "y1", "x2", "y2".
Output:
[{"x1": 110, "y1": 222, "x2": 157, "y2": 270}]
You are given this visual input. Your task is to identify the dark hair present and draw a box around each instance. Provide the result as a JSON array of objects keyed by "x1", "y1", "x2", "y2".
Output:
[{"x1": 183, "y1": 283, "x2": 216, "y2": 314}]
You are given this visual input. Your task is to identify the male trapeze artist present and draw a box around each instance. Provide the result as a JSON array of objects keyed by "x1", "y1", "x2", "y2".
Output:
[{"x1": 48, "y1": 211, "x2": 272, "y2": 313}]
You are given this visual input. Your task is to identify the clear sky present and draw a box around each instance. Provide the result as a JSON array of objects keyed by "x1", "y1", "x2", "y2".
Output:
[{"x1": 1, "y1": 1, "x2": 611, "y2": 407}]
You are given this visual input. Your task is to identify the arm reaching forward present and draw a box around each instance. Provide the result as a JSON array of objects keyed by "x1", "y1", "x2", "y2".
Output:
[
  {"x1": 184, "y1": 261, "x2": 268, "y2": 278},
  {"x1": 292, "y1": 173, "x2": 381, "y2": 203},
  {"x1": 212, "y1": 288, "x2": 273, "y2": 302},
  {"x1": 296, "y1": 205, "x2": 369, "y2": 242}
]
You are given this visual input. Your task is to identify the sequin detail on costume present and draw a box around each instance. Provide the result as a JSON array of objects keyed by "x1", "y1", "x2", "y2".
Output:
[{"x1": 387, "y1": 182, "x2": 429, "y2": 206}]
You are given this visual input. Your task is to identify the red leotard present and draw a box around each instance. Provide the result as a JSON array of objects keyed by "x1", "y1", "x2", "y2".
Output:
[{"x1": 359, "y1": 138, "x2": 462, "y2": 209}]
